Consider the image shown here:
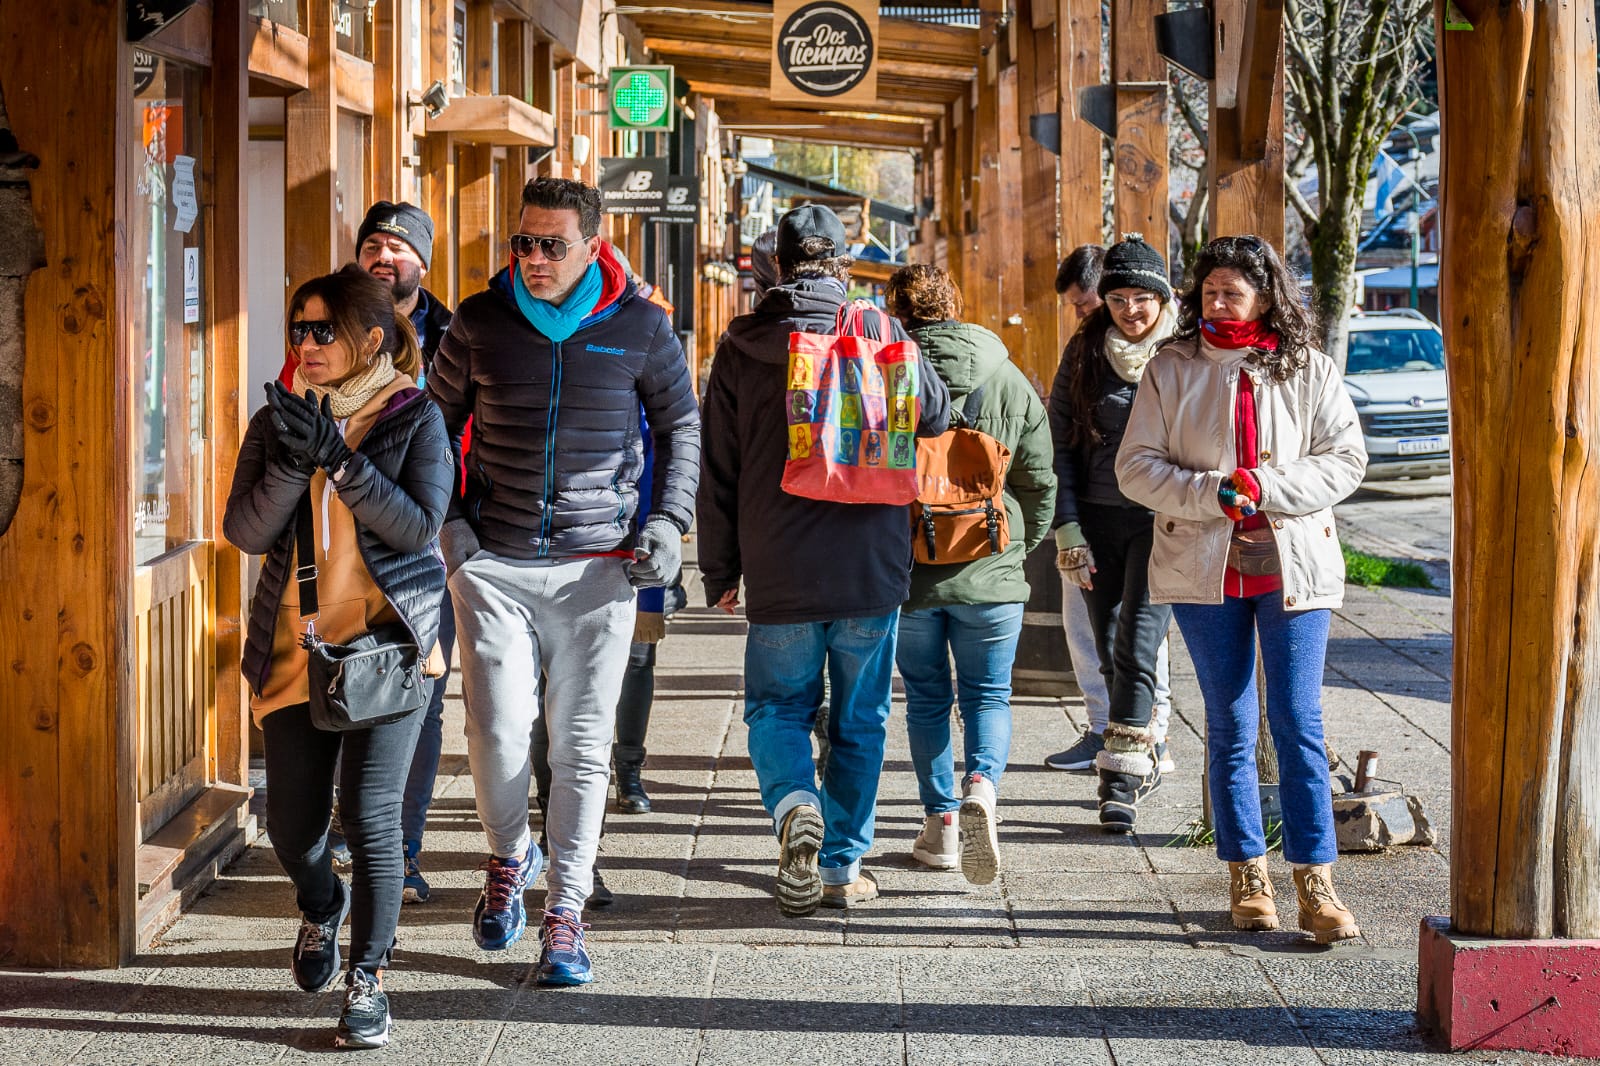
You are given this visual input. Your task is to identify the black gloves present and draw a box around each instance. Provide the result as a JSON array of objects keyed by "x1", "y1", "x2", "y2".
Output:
[{"x1": 265, "y1": 382, "x2": 354, "y2": 476}]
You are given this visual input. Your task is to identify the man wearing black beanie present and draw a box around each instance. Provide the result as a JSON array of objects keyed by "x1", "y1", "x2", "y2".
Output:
[{"x1": 356, "y1": 201, "x2": 452, "y2": 379}]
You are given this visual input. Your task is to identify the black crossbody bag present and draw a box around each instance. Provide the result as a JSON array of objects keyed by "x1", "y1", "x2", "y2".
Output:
[{"x1": 295, "y1": 490, "x2": 426, "y2": 732}]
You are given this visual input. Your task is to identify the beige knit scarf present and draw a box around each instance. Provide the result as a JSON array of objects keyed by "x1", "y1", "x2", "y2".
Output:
[
  {"x1": 1104, "y1": 302, "x2": 1178, "y2": 384},
  {"x1": 292, "y1": 354, "x2": 398, "y2": 419}
]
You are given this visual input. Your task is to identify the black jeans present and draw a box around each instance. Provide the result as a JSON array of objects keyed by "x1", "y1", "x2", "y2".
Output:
[
  {"x1": 532, "y1": 641, "x2": 657, "y2": 802},
  {"x1": 1078, "y1": 502, "x2": 1173, "y2": 733},
  {"x1": 263, "y1": 702, "x2": 424, "y2": 975}
]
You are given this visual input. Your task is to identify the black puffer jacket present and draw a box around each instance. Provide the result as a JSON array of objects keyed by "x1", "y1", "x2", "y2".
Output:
[
  {"x1": 225, "y1": 388, "x2": 453, "y2": 695},
  {"x1": 697, "y1": 278, "x2": 952, "y2": 625},
  {"x1": 427, "y1": 250, "x2": 701, "y2": 559},
  {"x1": 1049, "y1": 342, "x2": 1141, "y2": 526}
]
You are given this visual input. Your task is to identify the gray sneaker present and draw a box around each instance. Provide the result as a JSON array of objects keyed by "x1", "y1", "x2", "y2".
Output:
[
  {"x1": 1156, "y1": 741, "x2": 1176, "y2": 774},
  {"x1": 1045, "y1": 731, "x2": 1105, "y2": 771}
]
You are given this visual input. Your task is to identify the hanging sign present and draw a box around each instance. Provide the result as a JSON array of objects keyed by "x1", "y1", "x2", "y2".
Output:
[
  {"x1": 770, "y1": 0, "x2": 878, "y2": 106},
  {"x1": 127, "y1": 0, "x2": 200, "y2": 41},
  {"x1": 600, "y1": 157, "x2": 668, "y2": 216},
  {"x1": 647, "y1": 177, "x2": 700, "y2": 226},
  {"x1": 608, "y1": 66, "x2": 676, "y2": 132}
]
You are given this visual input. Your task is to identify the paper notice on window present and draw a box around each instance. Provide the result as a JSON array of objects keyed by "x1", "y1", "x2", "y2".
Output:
[
  {"x1": 183, "y1": 247, "x2": 200, "y2": 324},
  {"x1": 173, "y1": 155, "x2": 199, "y2": 233}
]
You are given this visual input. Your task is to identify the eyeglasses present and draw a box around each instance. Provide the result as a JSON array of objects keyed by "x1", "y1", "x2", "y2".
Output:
[
  {"x1": 1105, "y1": 293, "x2": 1161, "y2": 311},
  {"x1": 509, "y1": 233, "x2": 589, "y2": 262},
  {"x1": 289, "y1": 320, "x2": 338, "y2": 346}
]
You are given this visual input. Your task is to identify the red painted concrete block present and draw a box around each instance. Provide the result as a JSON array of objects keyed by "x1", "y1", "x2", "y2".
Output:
[{"x1": 1417, "y1": 915, "x2": 1600, "y2": 1057}]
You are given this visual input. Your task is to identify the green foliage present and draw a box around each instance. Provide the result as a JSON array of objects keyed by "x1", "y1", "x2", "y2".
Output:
[
  {"x1": 1168, "y1": 818, "x2": 1284, "y2": 851},
  {"x1": 1342, "y1": 544, "x2": 1434, "y2": 588}
]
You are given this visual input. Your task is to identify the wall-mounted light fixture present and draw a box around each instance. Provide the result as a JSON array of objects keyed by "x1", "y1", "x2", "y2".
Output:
[{"x1": 408, "y1": 80, "x2": 450, "y2": 121}]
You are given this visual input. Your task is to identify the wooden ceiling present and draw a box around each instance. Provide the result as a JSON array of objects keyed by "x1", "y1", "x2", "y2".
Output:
[{"x1": 618, "y1": 0, "x2": 981, "y2": 147}]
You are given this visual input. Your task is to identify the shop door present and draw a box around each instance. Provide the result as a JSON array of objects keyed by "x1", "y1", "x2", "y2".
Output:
[{"x1": 130, "y1": 53, "x2": 216, "y2": 838}]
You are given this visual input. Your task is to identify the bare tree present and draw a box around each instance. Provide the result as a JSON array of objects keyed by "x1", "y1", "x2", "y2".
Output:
[{"x1": 1284, "y1": 0, "x2": 1433, "y2": 369}]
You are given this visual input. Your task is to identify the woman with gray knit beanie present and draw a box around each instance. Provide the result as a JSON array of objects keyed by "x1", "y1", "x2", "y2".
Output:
[{"x1": 1047, "y1": 234, "x2": 1178, "y2": 833}]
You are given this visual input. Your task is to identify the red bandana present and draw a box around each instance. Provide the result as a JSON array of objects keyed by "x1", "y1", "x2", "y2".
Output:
[{"x1": 1202, "y1": 318, "x2": 1279, "y2": 351}]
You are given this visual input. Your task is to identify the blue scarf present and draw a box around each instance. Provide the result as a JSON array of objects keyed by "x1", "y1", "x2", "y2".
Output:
[{"x1": 512, "y1": 261, "x2": 604, "y2": 343}]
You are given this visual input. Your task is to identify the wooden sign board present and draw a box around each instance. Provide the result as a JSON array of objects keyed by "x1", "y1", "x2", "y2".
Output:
[{"x1": 771, "y1": 0, "x2": 879, "y2": 107}]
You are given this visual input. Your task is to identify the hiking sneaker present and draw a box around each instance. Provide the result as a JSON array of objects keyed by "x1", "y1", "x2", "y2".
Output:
[
  {"x1": 775, "y1": 804, "x2": 824, "y2": 917},
  {"x1": 910, "y1": 813, "x2": 959, "y2": 870},
  {"x1": 1045, "y1": 731, "x2": 1104, "y2": 771},
  {"x1": 589, "y1": 864, "x2": 615, "y2": 909},
  {"x1": 820, "y1": 870, "x2": 880, "y2": 909},
  {"x1": 958, "y1": 774, "x2": 1001, "y2": 886},
  {"x1": 291, "y1": 878, "x2": 349, "y2": 992},
  {"x1": 536, "y1": 906, "x2": 593, "y2": 986},
  {"x1": 328, "y1": 803, "x2": 352, "y2": 871},
  {"x1": 472, "y1": 841, "x2": 543, "y2": 951},
  {"x1": 1156, "y1": 741, "x2": 1176, "y2": 774},
  {"x1": 402, "y1": 839, "x2": 430, "y2": 904},
  {"x1": 334, "y1": 968, "x2": 391, "y2": 1049}
]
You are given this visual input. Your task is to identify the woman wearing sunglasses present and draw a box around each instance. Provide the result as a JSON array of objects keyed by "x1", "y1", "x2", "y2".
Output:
[
  {"x1": 223, "y1": 264, "x2": 453, "y2": 1048},
  {"x1": 1116, "y1": 235, "x2": 1367, "y2": 944}
]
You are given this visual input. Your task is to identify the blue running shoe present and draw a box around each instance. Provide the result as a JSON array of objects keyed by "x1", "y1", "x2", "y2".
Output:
[
  {"x1": 472, "y1": 842, "x2": 542, "y2": 951},
  {"x1": 402, "y1": 839, "x2": 430, "y2": 904},
  {"x1": 536, "y1": 906, "x2": 592, "y2": 986}
]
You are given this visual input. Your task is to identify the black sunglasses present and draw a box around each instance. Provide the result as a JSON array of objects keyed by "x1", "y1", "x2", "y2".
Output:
[
  {"x1": 509, "y1": 233, "x2": 589, "y2": 262},
  {"x1": 289, "y1": 320, "x2": 338, "y2": 346}
]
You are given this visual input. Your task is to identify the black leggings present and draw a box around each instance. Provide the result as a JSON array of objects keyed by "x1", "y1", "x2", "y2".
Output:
[
  {"x1": 262, "y1": 703, "x2": 423, "y2": 975},
  {"x1": 1078, "y1": 503, "x2": 1173, "y2": 734}
]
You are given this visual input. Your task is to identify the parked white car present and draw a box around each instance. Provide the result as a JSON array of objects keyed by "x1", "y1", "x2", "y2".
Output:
[{"x1": 1342, "y1": 310, "x2": 1450, "y2": 480}]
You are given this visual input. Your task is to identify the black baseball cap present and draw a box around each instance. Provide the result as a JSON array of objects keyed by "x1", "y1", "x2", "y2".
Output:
[{"x1": 776, "y1": 203, "x2": 849, "y2": 266}]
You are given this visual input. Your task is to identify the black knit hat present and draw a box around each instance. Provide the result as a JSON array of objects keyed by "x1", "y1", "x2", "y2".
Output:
[
  {"x1": 776, "y1": 204, "x2": 849, "y2": 266},
  {"x1": 357, "y1": 201, "x2": 435, "y2": 270},
  {"x1": 1098, "y1": 233, "x2": 1172, "y2": 301}
]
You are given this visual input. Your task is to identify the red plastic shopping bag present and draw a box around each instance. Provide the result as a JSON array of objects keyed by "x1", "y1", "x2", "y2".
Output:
[{"x1": 781, "y1": 300, "x2": 921, "y2": 504}]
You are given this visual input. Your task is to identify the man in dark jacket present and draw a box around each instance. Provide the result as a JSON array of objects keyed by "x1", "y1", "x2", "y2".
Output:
[
  {"x1": 351, "y1": 200, "x2": 455, "y2": 905},
  {"x1": 697, "y1": 204, "x2": 950, "y2": 915},
  {"x1": 426, "y1": 178, "x2": 700, "y2": 985}
]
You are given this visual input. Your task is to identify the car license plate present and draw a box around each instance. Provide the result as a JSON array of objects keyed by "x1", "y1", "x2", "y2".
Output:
[{"x1": 1396, "y1": 436, "x2": 1446, "y2": 455}]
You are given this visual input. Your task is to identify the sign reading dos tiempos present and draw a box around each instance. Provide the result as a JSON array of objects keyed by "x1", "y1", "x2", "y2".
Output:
[{"x1": 770, "y1": 0, "x2": 878, "y2": 106}]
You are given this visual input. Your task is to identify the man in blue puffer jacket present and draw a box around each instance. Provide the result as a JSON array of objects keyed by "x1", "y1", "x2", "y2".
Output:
[{"x1": 426, "y1": 178, "x2": 699, "y2": 986}]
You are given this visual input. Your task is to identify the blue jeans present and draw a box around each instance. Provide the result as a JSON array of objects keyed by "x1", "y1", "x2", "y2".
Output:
[
  {"x1": 744, "y1": 611, "x2": 899, "y2": 885},
  {"x1": 402, "y1": 592, "x2": 454, "y2": 846},
  {"x1": 1173, "y1": 595, "x2": 1337, "y2": 866},
  {"x1": 895, "y1": 603, "x2": 1022, "y2": 814}
]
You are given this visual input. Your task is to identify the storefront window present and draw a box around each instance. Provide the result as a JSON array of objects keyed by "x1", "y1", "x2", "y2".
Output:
[
  {"x1": 335, "y1": 0, "x2": 372, "y2": 61},
  {"x1": 336, "y1": 112, "x2": 371, "y2": 259},
  {"x1": 247, "y1": 0, "x2": 302, "y2": 30},
  {"x1": 131, "y1": 54, "x2": 209, "y2": 565}
]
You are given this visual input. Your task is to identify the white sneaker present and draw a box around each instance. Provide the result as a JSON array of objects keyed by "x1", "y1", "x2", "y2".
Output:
[
  {"x1": 959, "y1": 774, "x2": 1001, "y2": 885},
  {"x1": 910, "y1": 812, "x2": 959, "y2": 869}
]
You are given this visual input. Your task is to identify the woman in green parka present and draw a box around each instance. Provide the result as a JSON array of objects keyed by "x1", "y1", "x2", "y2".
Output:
[{"x1": 885, "y1": 265, "x2": 1057, "y2": 886}]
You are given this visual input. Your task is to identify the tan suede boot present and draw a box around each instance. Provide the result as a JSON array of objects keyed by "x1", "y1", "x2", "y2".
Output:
[
  {"x1": 1293, "y1": 864, "x2": 1361, "y2": 944},
  {"x1": 1228, "y1": 857, "x2": 1280, "y2": 931}
]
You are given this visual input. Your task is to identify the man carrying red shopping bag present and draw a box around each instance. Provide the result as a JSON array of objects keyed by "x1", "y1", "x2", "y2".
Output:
[{"x1": 698, "y1": 205, "x2": 951, "y2": 913}]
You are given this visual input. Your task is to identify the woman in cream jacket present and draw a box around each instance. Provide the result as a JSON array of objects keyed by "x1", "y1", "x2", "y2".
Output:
[{"x1": 1115, "y1": 235, "x2": 1367, "y2": 945}]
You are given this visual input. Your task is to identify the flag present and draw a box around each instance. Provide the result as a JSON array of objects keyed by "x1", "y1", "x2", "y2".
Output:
[{"x1": 1373, "y1": 152, "x2": 1406, "y2": 216}]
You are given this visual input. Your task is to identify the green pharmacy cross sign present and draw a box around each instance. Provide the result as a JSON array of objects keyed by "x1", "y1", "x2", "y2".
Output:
[{"x1": 608, "y1": 66, "x2": 676, "y2": 131}]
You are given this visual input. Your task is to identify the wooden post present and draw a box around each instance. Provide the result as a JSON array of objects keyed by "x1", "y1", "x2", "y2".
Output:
[
  {"x1": 1016, "y1": 0, "x2": 1061, "y2": 394},
  {"x1": 1439, "y1": 0, "x2": 1600, "y2": 940},
  {"x1": 1110, "y1": 0, "x2": 1169, "y2": 252},
  {"x1": 372, "y1": 0, "x2": 404, "y2": 201},
  {"x1": 286, "y1": 0, "x2": 340, "y2": 287},
  {"x1": 1057, "y1": 0, "x2": 1103, "y2": 252},
  {"x1": 423, "y1": 0, "x2": 455, "y2": 305},
  {"x1": 971, "y1": 64, "x2": 1002, "y2": 337},
  {"x1": 0, "y1": 0, "x2": 136, "y2": 966},
  {"x1": 456, "y1": 0, "x2": 495, "y2": 298},
  {"x1": 996, "y1": 64, "x2": 1026, "y2": 365},
  {"x1": 1206, "y1": 0, "x2": 1284, "y2": 247}
]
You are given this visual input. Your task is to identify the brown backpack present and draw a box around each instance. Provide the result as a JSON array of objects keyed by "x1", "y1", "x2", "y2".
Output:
[{"x1": 911, "y1": 387, "x2": 1012, "y2": 564}]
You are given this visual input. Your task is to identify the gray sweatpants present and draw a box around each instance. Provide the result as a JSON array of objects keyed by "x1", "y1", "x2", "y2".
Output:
[{"x1": 449, "y1": 552, "x2": 636, "y2": 913}]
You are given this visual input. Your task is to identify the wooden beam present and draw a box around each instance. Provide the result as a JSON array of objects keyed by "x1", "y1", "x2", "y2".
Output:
[
  {"x1": 1017, "y1": 4, "x2": 1061, "y2": 395},
  {"x1": 1439, "y1": 0, "x2": 1600, "y2": 941},
  {"x1": 996, "y1": 64, "x2": 1027, "y2": 365},
  {"x1": 457, "y1": 0, "x2": 496, "y2": 299},
  {"x1": 1206, "y1": 0, "x2": 1283, "y2": 246},
  {"x1": 1235, "y1": 0, "x2": 1285, "y2": 161},
  {"x1": 425, "y1": 94, "x2": 557, "y2": 145},
  {"x1": 373, "y1": 0, "x2": 403, "y2": 199},
  {"x1": 1111, "y1": 0, "x2": 1169, "y2": 252},
  {"x1": 970, "y1": 45, "x2": 1002, "y2": 338},
  {"x1": 678, "y1": 76, "x2": 950, "y2": 118},
  {"x1": 1057, "y1": 0, "x2": 1104, "y2": 251},
  {"x1": 641, "y1": 36, "x2": 976, "y2": 84},
  {"x1": 334, "y1": 51, "x2": 375, "y2": 115},
  {"x1": 285, "y1": 0, "x2": 340, "y2": 288},
  {"x1": 423, "y1": 0, "x2": 455, "y2": 304},
  {"x1": 247, "y1": 17, "x2": 310, "y2": 92},
  {"x1": 624, "y1": 1, "x2": 981, "y2": 67}
]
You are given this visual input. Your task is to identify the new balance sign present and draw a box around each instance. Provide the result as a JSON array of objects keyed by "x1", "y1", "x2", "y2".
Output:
[
  {"x1": 600, "y1": 158, "x2": 668, "y2": 215},
  {"x1": 647, "y1": 177, "x2": 700, "y2": 226}
]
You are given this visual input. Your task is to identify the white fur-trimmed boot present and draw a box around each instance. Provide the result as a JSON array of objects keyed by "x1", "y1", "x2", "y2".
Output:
[{"x1": 1094, "y1": 724, "x2": 1161, "y2": 834}]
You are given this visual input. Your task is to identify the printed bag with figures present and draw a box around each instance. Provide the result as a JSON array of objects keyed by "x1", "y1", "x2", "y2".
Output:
[{"x1": 781, "y1": 300, "x2": 921, "y2": 505}]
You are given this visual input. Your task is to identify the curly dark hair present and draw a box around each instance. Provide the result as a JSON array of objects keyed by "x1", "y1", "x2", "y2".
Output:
[
  {"x1": 1174, "y1": 235, "x2": 1313, "y2": 382},
  {"x1": 885, "y1": 264, "x2": 963, "y2": 325},
  {"x1": 521, "y1": 177, "x2": 603, "y2": 237},
  {"x1": 1058, "y1": 306, "x2": 1116, "y2": 450}
]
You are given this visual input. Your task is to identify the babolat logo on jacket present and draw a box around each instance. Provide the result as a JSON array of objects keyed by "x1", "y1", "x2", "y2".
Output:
[{"x1": 586, "y1": 343, "x2": 627, "y2": 355}]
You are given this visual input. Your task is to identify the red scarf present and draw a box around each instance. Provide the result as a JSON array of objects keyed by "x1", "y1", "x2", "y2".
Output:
[{"x1": 1202, "y1": 318, "x2": 1279, "y2": 351}]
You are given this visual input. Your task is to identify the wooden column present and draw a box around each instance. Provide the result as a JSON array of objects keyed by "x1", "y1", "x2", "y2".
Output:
[
  {"x1": 971, "y1": 57, "x2": 1002, "y2": 336},
  {"x1": 1056, "y1": 0, "x2": 1103, "y2": 251},
  {"x1": 1016, "y1": 0, "x2": 1060, "y2": 394},
  {"x1": 372, "y1": 0, "x2": 404, "y2": 201},
  {"x1": 1439, "y1": 0, "x2": 1600, "y2": 940},
  {"x1": 286, "y1": 0, "x2": 340, "y2": 287},
  {"x1": 456, "y1": 1, "x2": 495, "y2": 298},
  {"x1": 209, "y1": 0, "x2": 251, "y2": 792},
  {"x1": 1111, "y1": 0, "x2": 1168, "y2": 251},
  {"x1": 943, "y1": 104, "x2": 966, "y2": 294},
  {"x1": 423, "y1": 0, "x2": 455, "y2": 304},
  {"x1": 0, "y1": 0, "x2": 135, "y2": 966},
  {"x1": 1206, "y1": 0, "x2": 1284, "y2": 247},
  {"x1": 996, "y1": 64, "x2": 1026, "y2": 365}
]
